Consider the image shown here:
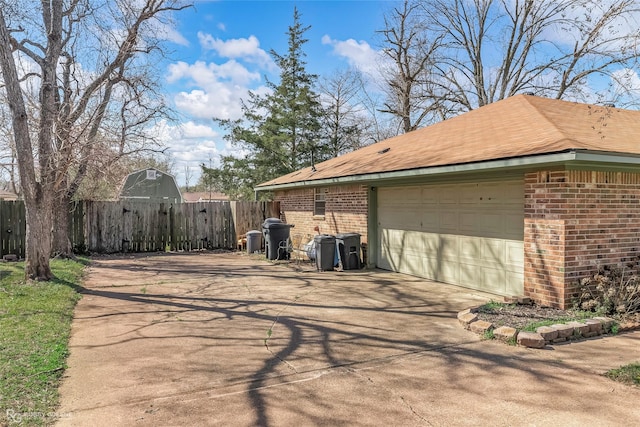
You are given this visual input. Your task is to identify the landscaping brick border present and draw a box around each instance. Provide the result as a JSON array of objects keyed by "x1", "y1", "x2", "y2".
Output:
[{"x1": 457, "y1": 307, "x2": 621, "y2": 349}]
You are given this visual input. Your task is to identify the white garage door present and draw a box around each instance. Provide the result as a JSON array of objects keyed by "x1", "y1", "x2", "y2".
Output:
[{"x1": 377, "y1": 180, "x2": 524, "y2": 296}]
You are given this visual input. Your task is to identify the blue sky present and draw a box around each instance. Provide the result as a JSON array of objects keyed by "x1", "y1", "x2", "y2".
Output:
[
  {"x1": 159, "y1": 1, "x2": 394, "y2": 186},
  {"x1": 157, "y1": 0, "x2": 640, "y2": 187}
]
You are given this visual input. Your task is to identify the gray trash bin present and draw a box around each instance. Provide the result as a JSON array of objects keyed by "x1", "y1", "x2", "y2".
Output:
[
  {"x1": 246, "y1": 230, "x2": 262, "y2": 254},
  {"x1": 335, "y1": 233, "x2": 361, "y2": 270},
  {"x1": 262, "y1": 218, "x2": 294, "y2": 260},
  {"x1": 314, "y1": 234, "x2": 336, "y2": 271}
]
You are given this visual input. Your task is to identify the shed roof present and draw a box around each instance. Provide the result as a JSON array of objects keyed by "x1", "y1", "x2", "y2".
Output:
[
  {"x1": 257, "y1": 95, "x2": 640, "y2": 189},
  {"x1": 120, "y1": 168, "x2": 183, "y2": 202}
]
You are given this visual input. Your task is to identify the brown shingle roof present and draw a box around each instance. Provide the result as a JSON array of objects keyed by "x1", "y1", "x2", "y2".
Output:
[
  {"x1": 182, "y1": 191, "x2": 229, "y2": 202},
  {"x1": 258, "y1": 95, "x2": 640, "y2": 188}
]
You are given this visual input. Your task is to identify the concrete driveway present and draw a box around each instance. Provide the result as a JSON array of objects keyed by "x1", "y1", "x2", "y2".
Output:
[{"x1": 57, "y1": 252, "x2": 640, "y2": 426}]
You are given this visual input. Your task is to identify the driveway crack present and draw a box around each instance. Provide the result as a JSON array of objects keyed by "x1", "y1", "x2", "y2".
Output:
[
  {"x1": 262, "y1": 288, "x2": 318, "y2": 373},
  {"x1": 346, "y1": 367, "x2": 433, "y2": 425}
]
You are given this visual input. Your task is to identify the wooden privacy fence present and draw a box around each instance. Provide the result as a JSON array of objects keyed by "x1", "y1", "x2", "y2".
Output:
[
  {"x1": 0, "y1": 200, "x2": 25, "y2": 259},
  {"x1": 0, "y1": 200, "x2": 280, "y2": 257}
]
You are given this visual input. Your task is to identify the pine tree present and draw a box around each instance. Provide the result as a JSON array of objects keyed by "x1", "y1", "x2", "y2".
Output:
[{"x1": 206, "y1": 7, "x2": 323, "y2": 199}]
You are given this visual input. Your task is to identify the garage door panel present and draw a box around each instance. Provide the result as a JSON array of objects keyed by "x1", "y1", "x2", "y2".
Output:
[
  {"x1": 379, "y1": 187, "x2": 421, "y2": 206},
  {"x1": 438, "y1": 235, "x2": 459, "y2": 259},
  {"x1": 505, "y1": 270, "x2": 524, "y2": 295},
  {"x1": 422, "y1": 187, "x2": 439, "y2": 204},
  {"x1": 459, "y1": 236, "x2": 482, "y2": 259},
  {"x1": 423, "y1": 233, "x2": 442, "y2": 253},
  {"x1": 482, "y1": 239, "x2": 505, "y2": 264},
  {"x1": 480, "y1": 213, "x2": 506, "y2": 236},
  {"x1": 438, "y1": 186, "x2": 458, "y2": 204},
  {"x1": 506, "y1": 241, "x2": 524, "y2": 267},
  {"x1": 459, "y1": 263, "x2": 477, "y2": 287},
  {"x1": 459, "y1": 185, "x2": 480, "y2": 204},
  {"x1": 377, "y1": 180, "x2": 524, "y2": 297},
  {"x1": 459, "y1": 212, "x2": 480, "y2": 234},
  {"x1": 399, "y1": 253, "x2": 427, "y2": 277},
  {"x1": 483, "y1": 267, "x2": 506, "y2": 293},
  {"x1": 421, "y1": 210, "x2": 439, "y2": 230},
  {"x1": 437, "y1": 262, "x2": 459, "y2": 283},
  {"x1": 379, "y1": 207, "x2": 422, "y2": 230},
  {"x1": 439, "y1": 212, "x2": 459, "y2": 233},
  {"x1": 503, "y1": 214, "x2": 525, "y2": 239}
]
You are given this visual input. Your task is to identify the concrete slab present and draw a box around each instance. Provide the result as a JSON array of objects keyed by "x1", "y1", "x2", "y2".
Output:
[{"x1": 56, "y1": 252, "x2": 640, "y2": 426}]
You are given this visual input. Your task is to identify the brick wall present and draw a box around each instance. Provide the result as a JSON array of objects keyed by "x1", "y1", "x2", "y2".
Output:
[
  {"x1": 525, "y1": 170, "x2": 640, "y2": 308},
  {"x1": 275, "y1": 184, "x2": 369, "y2": 244}
]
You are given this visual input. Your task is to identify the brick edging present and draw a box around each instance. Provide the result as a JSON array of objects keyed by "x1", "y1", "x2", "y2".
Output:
[{"x1": 457, "y1": 307, "x2": 631, "y2": 349}]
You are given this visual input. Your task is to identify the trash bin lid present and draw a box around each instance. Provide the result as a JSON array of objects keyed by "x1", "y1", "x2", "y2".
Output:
[
  {"x1": 264, "y1": 222, "x2": 294, "y2": 229},
  {"x1": 246, "y1": 230, "x2": 262, "y2": 236},
  {"x1": 314, "y1": 234, "x2": 336, "y2": 243},
  {"x1": 335, "y1": 232, "x2": 360, "y2": 239},
  {"x1": 262, "y1": 218, "x2": 283, "y2": 228}
]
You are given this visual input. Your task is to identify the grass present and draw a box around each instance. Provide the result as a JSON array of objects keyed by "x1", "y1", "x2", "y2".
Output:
[
  {"x1": 477, "y1": 300, "x2": 516, "y2": 312},
  {"x1": 605, "y1": 363, "x2": 640, "y2": 387},
  {"x1": 520, "y1": 312, "x2": 593, "y2": 332},
  {"x1": 0, "y1": 258, "x2": 86, "y2": 426}
]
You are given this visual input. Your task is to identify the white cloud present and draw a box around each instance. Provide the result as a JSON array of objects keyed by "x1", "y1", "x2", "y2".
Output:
[
  {"x1": 197, "y1": 32, "x2": 275, "y2": 70},
  {"x1": 167, "y1": 60, "x2": 265, "y2": 120},
  {"x1": 321, "y1": 35, "x2": 382, "y2": 77},
  {"x1": 180, "y1": 121, "x2": 219, "y2": 139},
  {"x1": 167, "y1": 60, "x2": 260, "y2": 86}
]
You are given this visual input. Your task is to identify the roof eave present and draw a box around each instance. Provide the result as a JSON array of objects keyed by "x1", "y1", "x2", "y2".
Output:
[{"x1": 255, "y1": 150, "x2": 640, "y2": 192}]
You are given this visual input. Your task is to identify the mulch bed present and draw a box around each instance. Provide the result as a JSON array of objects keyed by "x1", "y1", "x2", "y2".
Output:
[{"x1": 476, "y1": 303, "x2": 640, "y2": 331}]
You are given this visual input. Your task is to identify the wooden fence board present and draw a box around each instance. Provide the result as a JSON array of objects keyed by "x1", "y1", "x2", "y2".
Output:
[
  {"x1": 0, "y1": 200, "x2": 26, "y2": 258},
  {"x1": 0, "y1": 200, "x2": 279, "y2": 256}
]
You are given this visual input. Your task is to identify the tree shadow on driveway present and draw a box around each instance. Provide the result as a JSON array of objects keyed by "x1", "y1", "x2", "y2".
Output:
[{"x1": 58, "y1": 253, "x2": 640, "y2": 427}]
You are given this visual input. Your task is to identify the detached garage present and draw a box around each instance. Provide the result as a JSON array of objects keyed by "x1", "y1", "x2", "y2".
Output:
[{"x1": 257, "y1": 95, "x2": 640, "y2": 309}]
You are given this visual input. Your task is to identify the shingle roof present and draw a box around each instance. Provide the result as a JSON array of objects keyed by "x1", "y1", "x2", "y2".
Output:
[
  {"x1": 182, "y1": 191, "x2": 229, "y2": 202},
  {"x1": 258, "y1": 95, "x2": 640, "y2": 188}
]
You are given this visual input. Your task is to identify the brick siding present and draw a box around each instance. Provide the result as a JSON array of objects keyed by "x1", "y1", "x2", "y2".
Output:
[
  {"x1": 276, "y1": 169, "x2": 640, "y2": 310},
  {"x1": 525, "y1": 170, "x2": 640, "y2": 308},
  {"x1": 274, "y1": 184, "x2": 369, "y2": 245}
]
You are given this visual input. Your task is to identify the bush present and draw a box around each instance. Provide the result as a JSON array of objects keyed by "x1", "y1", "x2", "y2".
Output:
[{"x1": 575, "y1": 265, "x2": 640, "y2": 316}]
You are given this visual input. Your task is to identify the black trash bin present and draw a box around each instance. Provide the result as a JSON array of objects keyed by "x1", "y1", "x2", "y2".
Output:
[
  {"x1": 335, "y1": 233, "x2": 361, "y2": 270},
  {"x1": 262, "y1": 218, "x2": 294, "y2": 260},
  {"x1": 314, "y1": 234, "x2": 336, "y2": 271}
]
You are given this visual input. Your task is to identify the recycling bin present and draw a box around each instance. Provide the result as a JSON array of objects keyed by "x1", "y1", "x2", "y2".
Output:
[
  {"x1": 262, "y1": 218, "x2": 294, "y2": 260},
  {"x1": 335, "y1": 233, "x2": 361, "y2": 270},
  {"x1": 246, "y1": 230, "x2": 262, "y2": 254},
  {"x1": 314, "y1": 234, "x2": 336, "y2": 271}
]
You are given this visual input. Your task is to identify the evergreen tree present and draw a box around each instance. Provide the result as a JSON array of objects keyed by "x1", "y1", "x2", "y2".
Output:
[{"x1": 206, "y1": 7, "x2": 323, "y2": 199}]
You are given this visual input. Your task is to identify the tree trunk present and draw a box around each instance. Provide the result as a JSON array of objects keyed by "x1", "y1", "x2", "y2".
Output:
[
  {"x1": 24, "y1": 198, "x2": 53, "y2": 280},
  {"x1": 52, "y1": 194, "x2": 73, "y2": 258}
]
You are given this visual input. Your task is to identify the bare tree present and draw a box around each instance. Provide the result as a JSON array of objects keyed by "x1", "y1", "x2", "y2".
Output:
[
  {"x1": 318, "y1": 68, "x2": 372, "y2": 157},
  {"x1": 0, "y1": 0, "x2": 188, "y2": 279},
  {"x1": 0, "y1": 102, "x2": 20, "y2": 194},
  {"x1": 422, "y1": 0, "x2": 640, "y2": 111},
  {"x1": 378, "y1": 0, "x2": 444, "y2": 133}
]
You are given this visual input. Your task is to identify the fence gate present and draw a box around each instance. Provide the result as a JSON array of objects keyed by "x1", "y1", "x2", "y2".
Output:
[{"x1": 0, "y1": 200, "x2": 26, "y2": 258}]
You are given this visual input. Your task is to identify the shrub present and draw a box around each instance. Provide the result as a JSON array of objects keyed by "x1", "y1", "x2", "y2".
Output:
[{"x1": 575, "y1": 264, "x2": 640, "y2": 316}]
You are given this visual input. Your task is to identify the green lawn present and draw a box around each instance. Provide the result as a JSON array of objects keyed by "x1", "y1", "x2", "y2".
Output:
[{"x1": 0, "y1": 258, "x2": 86, "y2": 426}]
